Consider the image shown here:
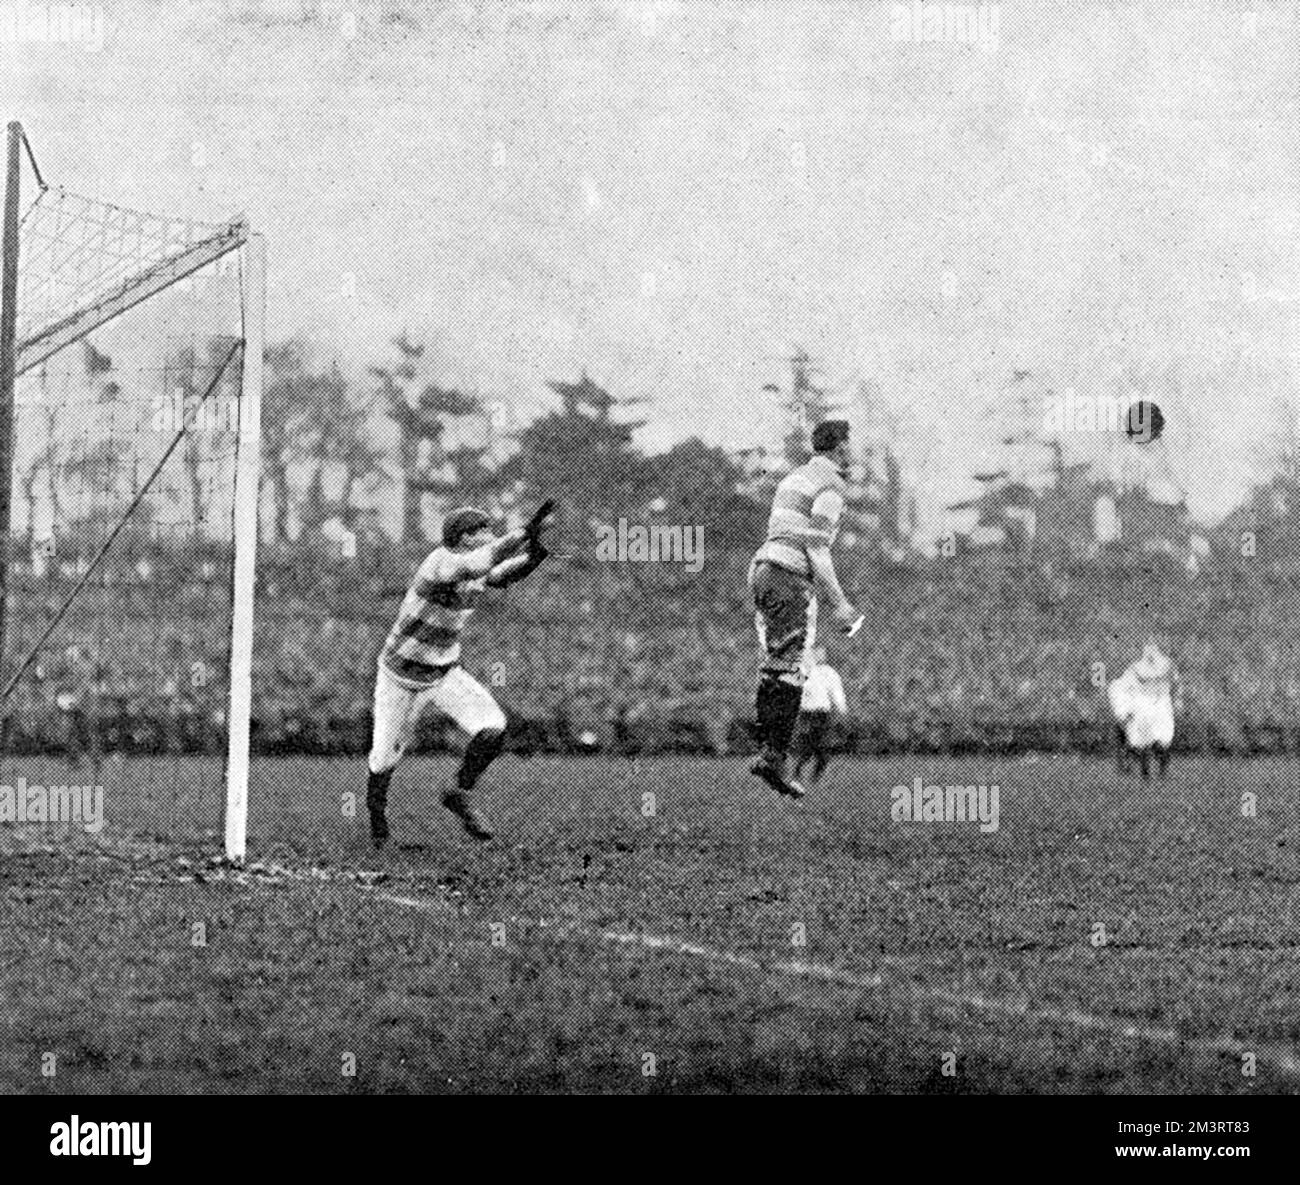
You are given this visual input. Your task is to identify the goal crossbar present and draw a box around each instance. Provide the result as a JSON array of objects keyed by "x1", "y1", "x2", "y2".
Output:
[
  {"x1": 16, "y1": 214, "x2": 249, "y2": 378},
  {"x1": 0, "y1": 122, "x2": 264, "y2": 864}
]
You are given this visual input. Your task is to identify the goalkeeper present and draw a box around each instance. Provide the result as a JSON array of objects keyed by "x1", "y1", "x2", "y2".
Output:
[{"x1": 364, "y1": 501, "x2": 553, "y2": 847}]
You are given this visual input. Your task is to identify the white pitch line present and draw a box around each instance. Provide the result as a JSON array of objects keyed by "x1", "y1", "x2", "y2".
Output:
[
  {"x1": 371, "y1": 888, "x2": 1300, "y2": 1080},
  {"x1": 378, "y1": 893, "x2": 447, "y2": 912},
  {"x1": 602, "y1": 929, "x2": 1300, "y2": 1077},
  {"x1": 601, "y1": 929, "x2": 885, "y2": 988}
]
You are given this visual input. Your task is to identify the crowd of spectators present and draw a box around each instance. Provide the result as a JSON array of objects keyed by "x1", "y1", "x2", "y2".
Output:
[{"x1": 8, "y1": 539, "x2": 1300, "y2": 757}]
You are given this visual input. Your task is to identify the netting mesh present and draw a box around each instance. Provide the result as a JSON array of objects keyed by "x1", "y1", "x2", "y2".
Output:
[
  {"x1": 3, "y1": 183, "x2": 249, "y2": 846},
  {"x1": 16, "y1": 186, "x2": 244, "y2": 365}
]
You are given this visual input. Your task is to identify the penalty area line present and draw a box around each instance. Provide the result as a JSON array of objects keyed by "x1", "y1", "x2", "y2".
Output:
[{"x1": 371, "y1": 891, "x2": 1300, "y2": 1079}]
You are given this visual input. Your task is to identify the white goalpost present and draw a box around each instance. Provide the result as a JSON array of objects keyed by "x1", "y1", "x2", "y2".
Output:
[
  {"x1": 224, "y1": 232, "x2": 263, "y2": 863},
  {"x1": 0, "y1": 121, "x2": 264, "y2": 863}
]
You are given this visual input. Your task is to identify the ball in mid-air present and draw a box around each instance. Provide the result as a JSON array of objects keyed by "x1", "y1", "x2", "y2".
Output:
[{"x1": 1125, "y1": 399, "x2": 1164, "y2": 443}]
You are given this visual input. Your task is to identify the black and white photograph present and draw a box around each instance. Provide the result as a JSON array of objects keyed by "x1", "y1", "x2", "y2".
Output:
[{"x1": 1, "y1": 0, "x2": 1297, "y2": 1142}]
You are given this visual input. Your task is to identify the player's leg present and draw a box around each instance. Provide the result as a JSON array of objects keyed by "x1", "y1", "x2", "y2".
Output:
[
  {"x1": 364, "y1": 665, "x2": 423, "y2": 848},
  {"x1": 1129, "y1": 700, "x2": 1162, "y2": 782},
  {"x1": 1114, "y1": 722, "x2": 1129, "y2": 773},
  {"x1": 427, "y1": 666, "x2": 507, "y2": 840},
  {"x1": 809, "y1": 712, "x2": 830, "y2": 783},
  {"x1": 799, "y1": 607, "x2": 825, "y2": 781},
  {"x1": 749, "y1": 561, "x2": 811, "y2": 798},
  {"x1": 1154, "y1": 742, "x2": 1171, "y2": 777},
  {"x1": 1152, "y1": 702, "x2": 1174, "y2": 778},
  {"x1": 792, "y1": 712, "x2": 811, "y2": 778},
  {"x1": 1136, "y1": 746, "x2": 1151, "y2": 781}
]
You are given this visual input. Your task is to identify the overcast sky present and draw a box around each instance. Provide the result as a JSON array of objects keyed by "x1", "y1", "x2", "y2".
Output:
[{"x1": 5, "y1": 0, "x2": 1297, "y2": 536}]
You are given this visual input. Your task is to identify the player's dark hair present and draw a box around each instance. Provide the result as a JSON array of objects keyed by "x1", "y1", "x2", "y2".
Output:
[
  {"x1": 811, "y1": 419, "x2": 850, "y2": 453},
  {"x1": 442, "y1": 506, "x2": 492, "y2": 548}
]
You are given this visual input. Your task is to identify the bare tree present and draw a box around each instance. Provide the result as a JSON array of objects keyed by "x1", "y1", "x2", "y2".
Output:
[
  {"x1": 371, "y1": 333, "x2": 486, "y2": 542},
  {"x1": 297, "y1": 361, "x2": 388, "y2": 536}
]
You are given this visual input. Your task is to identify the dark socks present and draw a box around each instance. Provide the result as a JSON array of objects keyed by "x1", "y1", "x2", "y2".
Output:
[
  {"x1": 756, "y1": 676, "x2": 802, "y2": 761},
  {"x1": 366, "y1": 767, "x2": 392, "y2": 813},
  {"x1": 458, "y1": 728, "x2": 506, "y2": 792},
  {"x1": 366, "y1": 768, "x2": 392, "y2": 846}
]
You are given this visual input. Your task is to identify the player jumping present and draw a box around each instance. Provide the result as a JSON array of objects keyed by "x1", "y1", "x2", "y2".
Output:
[
  {"x1": 748, "y1": 419, "x2": 860, "y2": 799},
  {"x1": 364, "y1": 501, "x2": 553, "y2": 848}
]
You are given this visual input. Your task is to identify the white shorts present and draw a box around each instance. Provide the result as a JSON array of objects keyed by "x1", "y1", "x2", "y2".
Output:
[
  {"x1": 368, "y1": 663, "x2": 506, "y2": 774},
  {"x1": 1122, "y1": 699, "x2": 1175, "y2": 749},
  {"x1": 1110, "y1": 678, "x2": 1175, "y2": 748}
]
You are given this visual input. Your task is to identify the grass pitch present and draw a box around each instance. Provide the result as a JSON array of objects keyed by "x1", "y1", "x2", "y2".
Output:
[{"x1": 2, "y1": 753, "x2": 1298, "y2": 1093}]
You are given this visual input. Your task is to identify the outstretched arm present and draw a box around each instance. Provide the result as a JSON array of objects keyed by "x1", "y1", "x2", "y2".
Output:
[
  {"x1": 443, "y1": 529, "x2": 529, "y2": 582},
  {"x1": 485, "y1": 501, "x2": 555, "y2": 588},
  {"x1": 486, "y1": 539, "x2": 549, "y2": 588}
]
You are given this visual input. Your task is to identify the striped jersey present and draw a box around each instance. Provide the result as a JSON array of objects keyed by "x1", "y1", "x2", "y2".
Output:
[
  {"x1": 380, "y1": 548, "x2": 486, "y2": 687},
  {"x1": 754, "y1": 454, "x2": 847, "y2": 576}
]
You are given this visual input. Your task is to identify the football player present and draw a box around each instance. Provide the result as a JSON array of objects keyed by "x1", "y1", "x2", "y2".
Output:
[
  {"x1": 1108, "y1": 637, "x2": 1182, "y2": 780},
  {"x1": 364, "y1": 501, "x2": 553, "y2": 847},
  {"x1": 748, "y1": 419, "x2": 860, "y2": 799},
  {"x1": 794, "y1": 645, "x2": 848, "y2": 786}
]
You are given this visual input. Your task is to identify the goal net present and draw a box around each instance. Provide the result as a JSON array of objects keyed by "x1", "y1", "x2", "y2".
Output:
[{"x1": 0, "y1": 123, "x2": 263, "y2": 862}]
